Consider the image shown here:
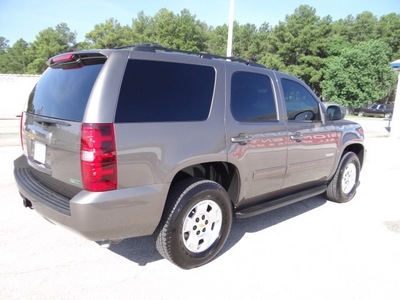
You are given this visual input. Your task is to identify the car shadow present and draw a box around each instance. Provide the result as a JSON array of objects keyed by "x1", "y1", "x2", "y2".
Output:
[
  {"x1": 105, "y1": 195, "x2": 327, "y2": 266},
  {"x1": 219, "y1": 195, "x2": 326, "y2": 257}
]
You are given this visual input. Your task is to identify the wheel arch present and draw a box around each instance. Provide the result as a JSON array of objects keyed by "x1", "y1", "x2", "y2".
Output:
[
  {"x1": 170, "y1": 161, "x2": 240, "y2": 206},
  {"x1": 343, "y1": 143, "x2": 365, "y2": 169}
]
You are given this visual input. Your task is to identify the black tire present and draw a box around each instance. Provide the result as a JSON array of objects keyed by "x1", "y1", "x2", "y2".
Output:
[
  {"x1": 154, "y1": 178, "x2": 232, "y2": 269},
  {"x1": 326, "y1": 152, "x2": 361, "y2": 203}
]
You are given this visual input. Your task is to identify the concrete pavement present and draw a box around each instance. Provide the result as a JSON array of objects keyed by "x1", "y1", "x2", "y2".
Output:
[
  {"x1": 0, "y1": 117, "x2": 399, "y2": 300},
  {"x1": 0, "y1": 118, "x2": 20, "y2": 147}
]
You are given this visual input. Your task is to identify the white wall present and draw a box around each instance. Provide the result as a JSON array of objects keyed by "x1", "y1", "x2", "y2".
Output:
[{"x1": 0, "y1": 74, "x2": 40, "y2": 118}]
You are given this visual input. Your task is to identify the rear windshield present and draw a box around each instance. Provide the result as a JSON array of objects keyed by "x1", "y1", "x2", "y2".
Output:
[
  {"x1": 27, "y1": 63, "x2": 103, "y2": 121},
  {"x1": 115, "y1": 60, "x2": 215, "y2": 122}
]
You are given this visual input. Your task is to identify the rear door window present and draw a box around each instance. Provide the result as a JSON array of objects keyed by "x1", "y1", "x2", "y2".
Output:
[
  {"x1": 27, "y1": 64, "x2": 103, "y2": 121},
  {"x1": 116, "y1": 60, "x2": 215, "y2": 122},
  {"x1": 231, "y1": 72, "x2": 277, "y2": 122}
]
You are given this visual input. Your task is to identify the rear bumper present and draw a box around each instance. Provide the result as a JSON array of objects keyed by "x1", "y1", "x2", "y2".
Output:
[{"x1": 13, "y1": 155, "x2": 167, "y2": 241}]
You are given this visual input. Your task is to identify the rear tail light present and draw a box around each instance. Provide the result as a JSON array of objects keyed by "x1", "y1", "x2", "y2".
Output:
[
  {"x1": 51, "y1": 54, "x2": 75, "y2": 64},
  {"x1": 20, "y1": 112, "x2": 26, "y2": 153},
  {"x1": 80, "y1": 123, "x2": 117, "y2": 192}
]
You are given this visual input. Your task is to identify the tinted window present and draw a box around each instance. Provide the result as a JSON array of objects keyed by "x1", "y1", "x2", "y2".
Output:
[
  {"x1": 231, "y1": 72, "x2": 277, "y2": 122},
  {"x1": 116, "y1": 60, "x2": 215, "y2": 122},
  {"x1": 281, "y1": 79, "x2": 320, "y2": 121},
  {"x1": 27, "y1": 64, "x2": 103, "y2": 121}
]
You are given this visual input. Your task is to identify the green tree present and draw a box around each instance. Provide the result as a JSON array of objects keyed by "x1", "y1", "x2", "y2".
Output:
[
  {"x1": 206, "y1": 24, "x2": 228, "y2": 55},
  {"x1": 232, "y1": 23, "x2": 259, "y2": 59},
  {"x1": 85, "y1": 18, "x2": 132, "y2": 48},
  {"x1": 147, "y1": 8, "x2": 177, "y2": 47},
  {"x1": 321, "y1": 40, "x2": 397, "y2": 108},
  {"x1": 266, "y1": 5, "x2": 332, "y2": 94},
  {"x1": 146, "y1": 8, "x2": 208, "y2": 51},
  {"x1": 0, "y1": 36, "x2": 10, "y2": 72},
  {"x1": 0, "y1": 36, "x2": 9, "y2": 52},
  {"x1": 2, "y1": 5, "x2": 398, "y2": 81},
  {"x1": 351, "y1": 11, "x2": 378, "y2": 43},
  {"x1": 26, "y1": 23, "x2": 76, "y2": 74},
  {"x1": 131, "y1": 11, "x2": 153, "y2": 44},
  {"x1": 174, "y1": 9, "x2": 208, "y2": 51},
  {"x1": 74, "y1": 40, "x2": 92, "y2": 50},
  {"x1": 3, "y1": 39, "x2": 30, "y2": 73},
  {"x1": 252, "y1": 22, "x2": 271, "y2": 59},
  {"x1": 258, "y1": 52, "x2": 286, "y2": 70},
  {"x1": 377, "y1": 13, "x2": 400, "y2": 60},
  {"x1": 331, "y1": 15, "x2": 355, "y2": 43},
  {"x1": 324, "y1": 34, "x2": 352, "y2": 57},
  {"x1": 207, "y1": 22, "x2": 270, "y2": 60}
]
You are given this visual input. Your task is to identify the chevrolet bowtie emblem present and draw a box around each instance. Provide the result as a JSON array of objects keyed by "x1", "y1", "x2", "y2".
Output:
[{"x1": 26, "y1": 130, "x2": 36, "y2": 140}]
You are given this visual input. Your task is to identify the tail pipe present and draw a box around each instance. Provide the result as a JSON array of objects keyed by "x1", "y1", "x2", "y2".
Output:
[{"x1": 23, "y1": 198, "x2": 33, "y2": 209}]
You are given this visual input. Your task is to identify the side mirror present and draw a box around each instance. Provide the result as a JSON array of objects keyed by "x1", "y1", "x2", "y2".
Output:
[{"x1": 326, "y1": 105, "x2": 346, "y2": 121}]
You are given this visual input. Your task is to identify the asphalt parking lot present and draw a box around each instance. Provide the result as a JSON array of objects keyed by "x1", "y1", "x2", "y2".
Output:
[{"x1": 1, "y1": 117, "x2": 399, "y2": 300}]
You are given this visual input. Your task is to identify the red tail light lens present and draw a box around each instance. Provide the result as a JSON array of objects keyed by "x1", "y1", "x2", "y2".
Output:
[
  {"x1": 20, "y1": 112, "x2": 26, "y2": 152},
  {"x1": 81, "y1": 123, "x2": 117, "y2": 192},
  {"x1": 51, "y1": 54, "x2": 75, "y2": 64}
]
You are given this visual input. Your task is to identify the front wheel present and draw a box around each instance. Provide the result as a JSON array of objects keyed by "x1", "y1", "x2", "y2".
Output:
[
  {"x1": 326, "y1": 152, "x2": 361, "y2": 203},
  {"x1": 154, "y1": 178, "x2": 232, "y2": 269}
]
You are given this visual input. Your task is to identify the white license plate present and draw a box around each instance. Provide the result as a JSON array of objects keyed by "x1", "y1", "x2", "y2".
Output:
[{"x1": 34, "y1": 142, "x2": 46, "y2": 164}]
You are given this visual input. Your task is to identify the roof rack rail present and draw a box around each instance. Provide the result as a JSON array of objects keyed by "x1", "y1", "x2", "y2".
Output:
[{"x1": 115, "y1": 43, "x2": 266, "y2": 69}]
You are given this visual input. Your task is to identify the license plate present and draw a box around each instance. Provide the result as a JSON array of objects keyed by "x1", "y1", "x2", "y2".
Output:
[{"x1": 34, "y1": 142, "x2": 46, "y2": 164}]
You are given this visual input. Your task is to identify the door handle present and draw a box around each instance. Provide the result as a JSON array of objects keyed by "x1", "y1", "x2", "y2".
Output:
[
  {"x1": 231, "y1": 133, "x2": 252, "y2": 145},
  {"x1": 290, "y1": 132, "x2": 303, "y2": 142}
]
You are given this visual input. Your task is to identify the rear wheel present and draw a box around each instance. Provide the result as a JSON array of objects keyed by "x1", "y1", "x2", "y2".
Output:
[
  {"x1": 326, "y1": 152, "x2": 360, "y2": 203},
  {"x1": 154, "y1": 178, "x2": 232, "y2": 269}
]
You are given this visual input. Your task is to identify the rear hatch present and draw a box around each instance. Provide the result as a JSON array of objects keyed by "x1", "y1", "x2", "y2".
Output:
[{"x1": 21, "y1": 52, "x2": 107, "y2": 199}]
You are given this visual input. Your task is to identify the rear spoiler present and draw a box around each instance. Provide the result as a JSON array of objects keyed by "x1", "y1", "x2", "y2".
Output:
[{"x1": 47, "y1": 52, "x2": 107, "y2": 69}]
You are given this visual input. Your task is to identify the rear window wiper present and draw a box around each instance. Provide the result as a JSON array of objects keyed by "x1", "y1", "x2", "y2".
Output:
[{"x1": 34, "y1": 116, "x2": 71, "y2": 127}]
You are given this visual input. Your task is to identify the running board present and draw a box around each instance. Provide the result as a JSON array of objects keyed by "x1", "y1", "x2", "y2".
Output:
[{"x1": 235, "y1": 185, "x2": 327, "y2": 218}]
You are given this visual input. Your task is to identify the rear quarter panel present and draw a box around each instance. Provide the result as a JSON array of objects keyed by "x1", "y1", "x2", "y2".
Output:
[{"x1": 113, "y1": 52, "x2": 227, "y2": 188}]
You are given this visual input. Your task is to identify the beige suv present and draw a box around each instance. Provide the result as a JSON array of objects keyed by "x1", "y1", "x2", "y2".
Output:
[{"x1": 14, "y1": 44, "x2": 365, "y2": 269}]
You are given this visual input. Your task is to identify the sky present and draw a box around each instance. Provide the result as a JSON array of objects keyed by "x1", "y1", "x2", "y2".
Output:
[{"x1": 0, "y1": 0, "x2": 399, "y2": 45}]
